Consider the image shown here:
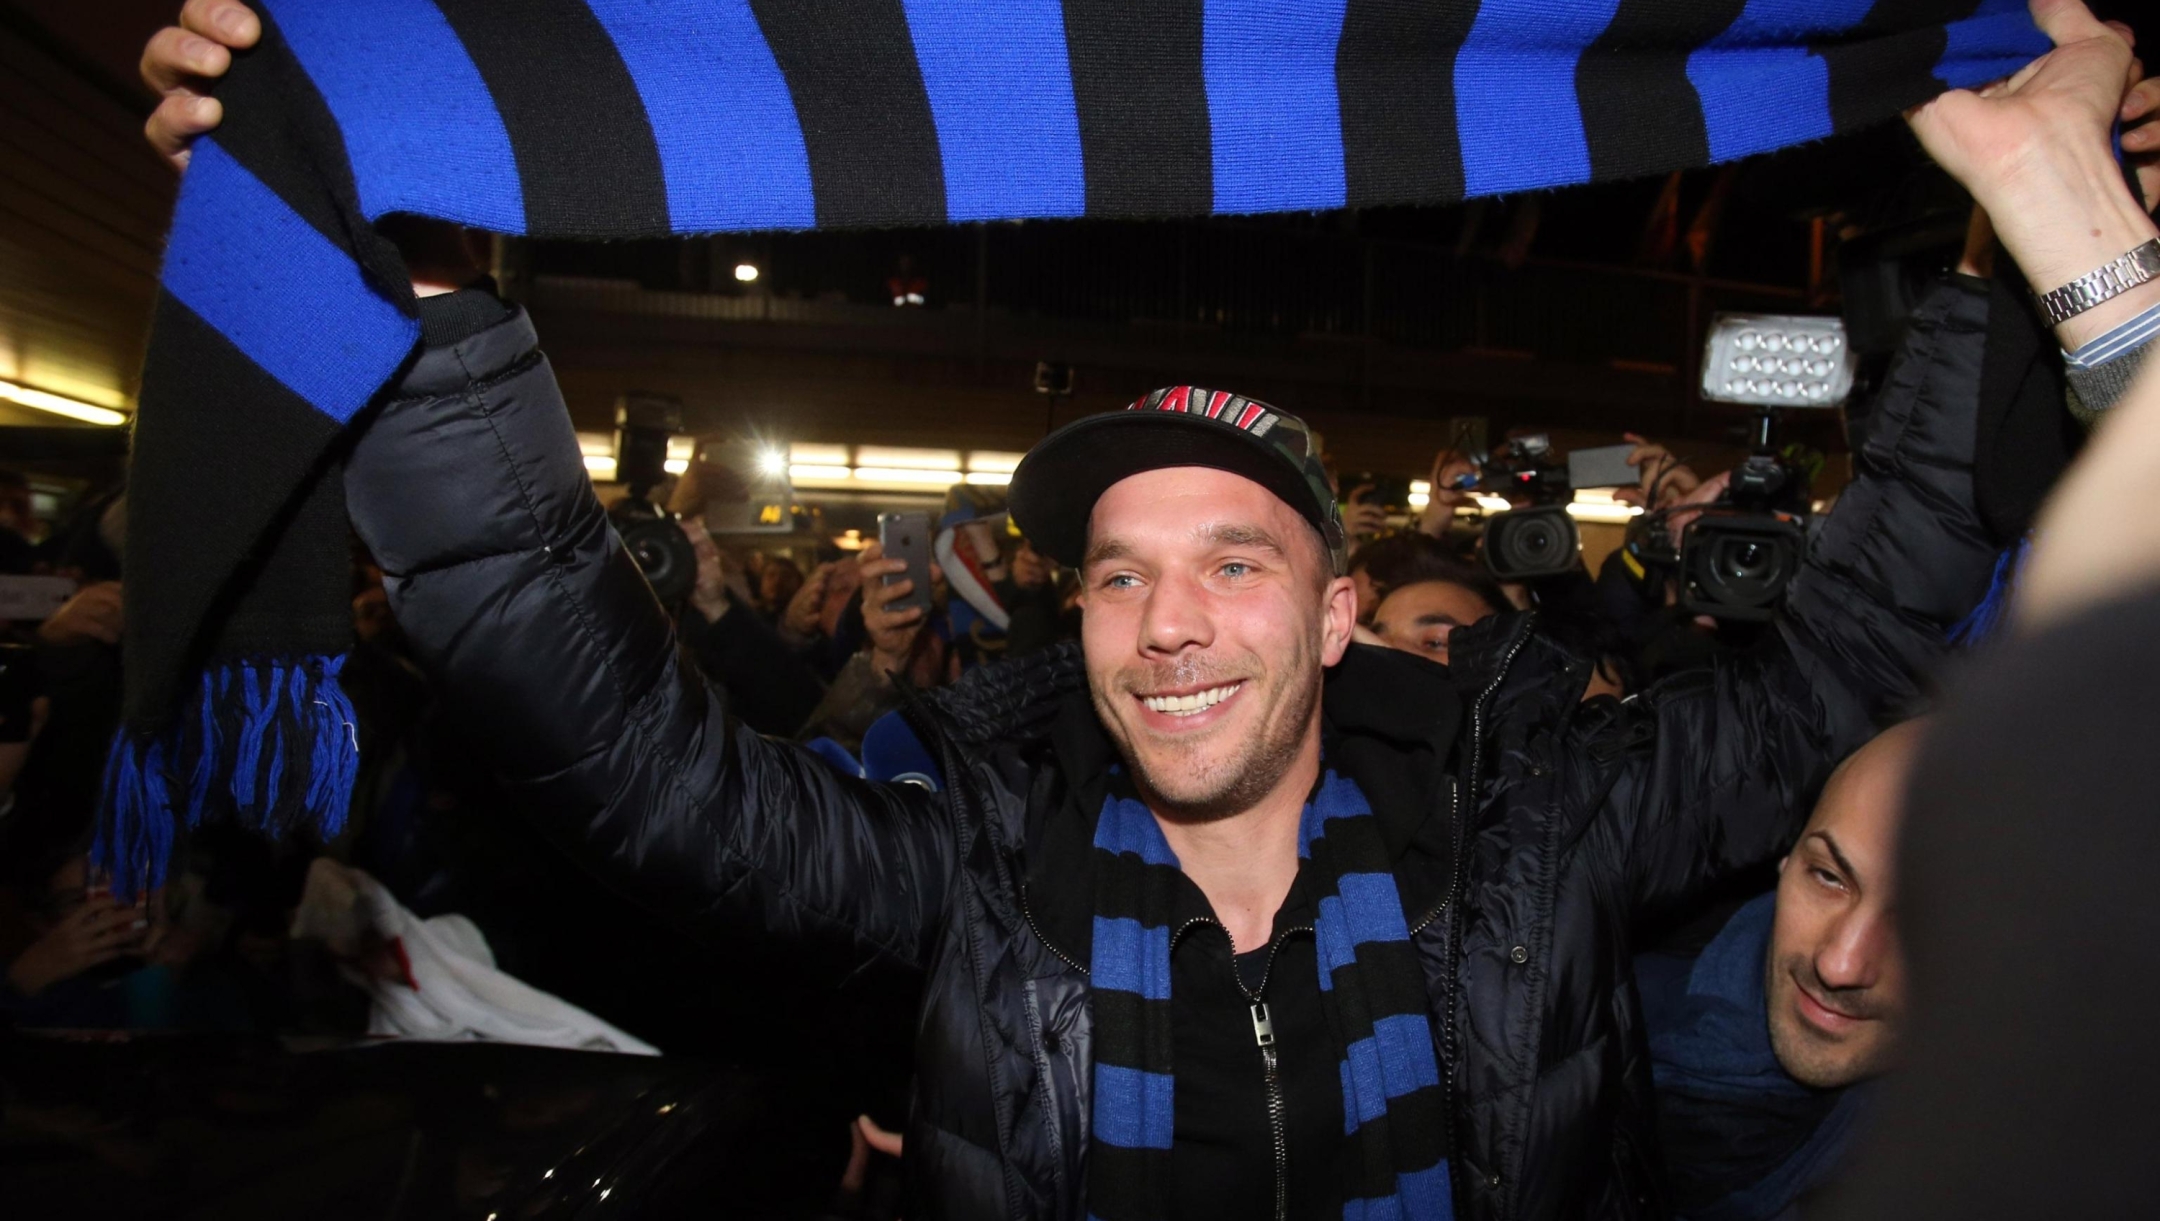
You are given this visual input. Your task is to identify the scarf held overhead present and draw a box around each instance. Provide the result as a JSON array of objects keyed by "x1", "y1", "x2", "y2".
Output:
[{"x1": 111, "y1": 0, "x2": 2050, "y2": 891}]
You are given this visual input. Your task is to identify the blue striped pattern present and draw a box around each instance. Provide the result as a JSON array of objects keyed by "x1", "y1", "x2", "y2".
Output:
[
  {"x1": 258, "y1": 0, "x2": 2049, "y2": 230},
  {"x1": 1685, "y1": 0, "x2": 1872, "y2": 164},
  {"x1": 1094, "y1": 1061, "x2": 1177, "y2": 1149},
  {"x1": 1454, "y1": 0, "x2": 1624, "y2": 196},
  {"x1": 160, "y1": 140, "x2": 419, "y2": 422},
  {"x1": 1095, "y1": 793, "x2": 1182, "y2": 866},
  {"x1": 583, "y1": 0, "x2": 816, "y2": 231},
  {"x1": 1345, "y1": 1161, "x2": 1454, "y2": 1221},
  {"x1": 263, "y1": 0, "x2": 525, "y2": 232},
  {"x1": 1090, "y1": 916, "x2": 1173, "y2": 999},
  {"x1": 1935, "y1": 0, "x2": 2055, "y2": 91},
  {"x1": 2066, "y1": 300, "x2": 2160, "y2": 371},
  {"x1": 1315, "y1": 872, "x2": 1409, "y2": 989},
  {"x1": 1203, "y1": 0, "x2": 1349, "y2": 214},
  {"x1": 1340, "y1": 1013, "x2": 1444, "y2": 1132},
  {"x1": 902, "y1": 0, "x2": 1085, "y2": 221}
]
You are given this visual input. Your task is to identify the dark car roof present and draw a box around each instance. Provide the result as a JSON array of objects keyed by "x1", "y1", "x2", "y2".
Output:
[{"x1": 1, "y1": 1030, "x2": 841, "y2": 1218}]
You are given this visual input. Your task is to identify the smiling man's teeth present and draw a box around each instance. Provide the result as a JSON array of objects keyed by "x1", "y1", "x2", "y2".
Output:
[{"x1": 1142, "y1": 683, "x2": 1242, "y2": 717}]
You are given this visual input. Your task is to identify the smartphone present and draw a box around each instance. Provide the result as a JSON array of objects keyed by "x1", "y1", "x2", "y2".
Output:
[
  {"x1": 0, "y1": 574, "x2": 77, "y2": 621},
  {"x1": 1566, "y1": 444, "x2": 1641, "y2": 490},
  {"x1": 877, "y1": 511, "x2": 934, "y2": 616}
]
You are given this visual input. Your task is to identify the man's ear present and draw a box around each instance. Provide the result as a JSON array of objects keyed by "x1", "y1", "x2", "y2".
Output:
[
  {"x1": 1320, "y1": 575, "x2": 1358, "y2": 666},
  {"x1": 1777, "y1": 854, "x2": 1791, "y2": 876}
]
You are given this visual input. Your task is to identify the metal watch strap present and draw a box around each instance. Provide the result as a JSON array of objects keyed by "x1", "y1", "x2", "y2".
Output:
[{"x1": 2035, "y1": 239, "x2": 2160, "y2": 327}]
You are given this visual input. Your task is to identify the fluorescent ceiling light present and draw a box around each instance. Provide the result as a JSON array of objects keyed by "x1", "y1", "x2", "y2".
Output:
[
  {"x1": 852, "y1": 466, "x2": 959, "y2": 485},
  {"x1": 855, "y1": 446, "x2": 960, "y2": 471},
  {"x1": 965, "y1": 450, "x2": 1027, "y2": 474},
  {"x1": 0, "y1": 380, "x2": 127, "y2": 426},
  {"x1": 789, "y1": 442, "x2": 850, "y2": 466}
]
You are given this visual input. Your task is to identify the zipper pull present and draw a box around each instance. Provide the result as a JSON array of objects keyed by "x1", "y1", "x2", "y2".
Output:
[{"x1": 1250, "y1": 1002, "x2": 1276, "y2": 1048}]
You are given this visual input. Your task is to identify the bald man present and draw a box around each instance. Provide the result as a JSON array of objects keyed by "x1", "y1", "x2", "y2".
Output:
[{"x1": 1635, "y1": 721, "x2": 1923, "y2": 1221}]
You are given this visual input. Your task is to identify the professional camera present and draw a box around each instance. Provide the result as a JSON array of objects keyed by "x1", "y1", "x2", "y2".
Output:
[
  {"x1": 1672, "y1": 313, "x2": 1852, "y2": 620},
  {"x1": 609, "y1": 393, "x2": 697, "y2": 609},
  {"x1": 1678, "y1": 453, "x2": 1810, "y2": 622},
  {"x1": 1478, "y1": 435, "x2": 1580, "y2": 581}
]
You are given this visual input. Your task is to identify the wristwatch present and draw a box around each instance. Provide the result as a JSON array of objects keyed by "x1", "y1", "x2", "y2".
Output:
[{"x1": 2035, "y1": 238, "x2": 2160, "y2": 327}]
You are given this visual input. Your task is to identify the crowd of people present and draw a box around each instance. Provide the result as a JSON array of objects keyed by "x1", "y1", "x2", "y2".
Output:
[{"x1": 3, "y1": 0, "x2": 2160, "y2": 1217}]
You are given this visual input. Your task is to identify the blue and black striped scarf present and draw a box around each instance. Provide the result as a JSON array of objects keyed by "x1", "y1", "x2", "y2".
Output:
[
  {"x1": 1090, "y1": 768, "x2": 1449, "y2": 1219},
  {"x1": 109, "y1": 0, "x2": 2048, "y2": 892}
]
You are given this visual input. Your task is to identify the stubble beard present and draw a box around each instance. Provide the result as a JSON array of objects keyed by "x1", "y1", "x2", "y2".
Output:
[
  {"x1": 1091, "y1": 639, "x2": 1324, "y2": 824},
  {"x1": 1764, "y1": 950, "x2": 1899, "y2": 1090}
]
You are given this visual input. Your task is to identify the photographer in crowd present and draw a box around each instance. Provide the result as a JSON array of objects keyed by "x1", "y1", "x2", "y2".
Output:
[{"x1": 139, "y1": 2, "x2": 2147, "y2": 1218}]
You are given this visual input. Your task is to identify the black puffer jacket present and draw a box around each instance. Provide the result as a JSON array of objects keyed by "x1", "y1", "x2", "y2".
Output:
[{"x1": 344, "y1": 277, "x2": 1996, "y2": 1220}]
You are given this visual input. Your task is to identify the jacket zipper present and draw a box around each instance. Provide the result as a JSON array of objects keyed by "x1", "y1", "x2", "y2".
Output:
[
  {"x1": 1173, "y1": 917, "x2": 1311, "y2": 1221},
  {"x1": 1431, "y1": 613, "x2": 1536, "y2": 1196}
]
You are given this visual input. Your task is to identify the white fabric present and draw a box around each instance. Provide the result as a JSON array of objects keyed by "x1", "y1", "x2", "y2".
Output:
[{"x1": 291, "y1": 858, "x2": 658, "y2": 1056}]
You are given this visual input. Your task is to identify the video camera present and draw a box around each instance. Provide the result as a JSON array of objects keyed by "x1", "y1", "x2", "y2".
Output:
[
  {"x1": 1663, "y1": 314, "x2": 1851, "y2": 621},
  {"x1": 1477, "y1": 435, "x2": 1581, "y2": 581},
  {"x1": 609, "y1": 393, "x2": 698, "y2": 608}
]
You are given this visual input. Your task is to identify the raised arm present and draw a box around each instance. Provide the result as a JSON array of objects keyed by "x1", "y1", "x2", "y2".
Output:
[
  {"x1": 1619, "y1": 0, "x2": 2151, "y2": 914},
  {"x1": 342, "y1": 291, "x2": 959, "y2": 977}
]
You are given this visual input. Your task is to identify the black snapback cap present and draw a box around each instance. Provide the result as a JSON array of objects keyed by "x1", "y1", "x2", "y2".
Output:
[{"x1": 1008, "y1": 386, "x2": 1347, "y2": 574}]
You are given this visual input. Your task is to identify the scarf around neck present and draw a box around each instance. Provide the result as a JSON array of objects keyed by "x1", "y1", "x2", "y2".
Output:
[
  {"x1": 1088, "y1": 767, "x2": 1449, "y2": 1220},
  {"x1": 107, "y1": 0, "x2": 2048, "y2": 892},
  {"x1": 1639, "y1": 892, "x2": 1871, "y2": 1221}
]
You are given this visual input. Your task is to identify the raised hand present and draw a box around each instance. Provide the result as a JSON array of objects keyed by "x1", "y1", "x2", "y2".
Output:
[
  {"x1": 142, "y1": 0, "x2": 257, "y2": 168},
  {"x1": 1907, "y1": 1, "x2": 2158, "y2": 347}
]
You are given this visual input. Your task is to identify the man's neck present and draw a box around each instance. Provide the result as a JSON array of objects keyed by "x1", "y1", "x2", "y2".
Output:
[{"x1": 1149, "y1": 730, "x2": 1321, "y2": 954}]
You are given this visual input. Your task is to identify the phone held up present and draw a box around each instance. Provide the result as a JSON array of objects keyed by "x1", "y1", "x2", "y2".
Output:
[{"x1": 877, "y1": 511, "x2": 934, "y2": 616}]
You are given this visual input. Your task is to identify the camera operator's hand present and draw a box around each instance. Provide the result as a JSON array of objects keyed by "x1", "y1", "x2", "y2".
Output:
[
  {"x1": 1615, "y1": 434, "x2": 1701, "y2": 511},
  {"x1": 1908, "y1": 1, "x2": 2158, "y2": 348},
  {"x1": 6, "y1": 895, "x2": 148, "y2": 997},
  {"x1": 1418, "y1": 449, "x2": 1478, "y2": 536},
  {"x1": 857, "y1": 541, "x2": 928, "y2": 679},
  {"x1": 1344, "y1": 484, "x2": 1389, "y2": 544},
  {"x1": 38, "y1": 581, "x2": 122, "y2": 647},
  {"x1": 1666, "y1": 469, "x2": 1734, "y2": 540}
]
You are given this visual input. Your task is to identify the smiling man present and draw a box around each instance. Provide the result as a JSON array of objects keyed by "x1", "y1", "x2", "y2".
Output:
[
  {"x1": 1637, "y1": 721, "x2": 1920, "y2": 1221},
  {"x1": 136, "y1": 2, "x2": 2150, "y2": 1216}
]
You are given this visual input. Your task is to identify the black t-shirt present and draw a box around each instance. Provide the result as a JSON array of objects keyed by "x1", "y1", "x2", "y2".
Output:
[{"x1": 1167, "y1": 865, "x2": 1344, "y2": 1220}]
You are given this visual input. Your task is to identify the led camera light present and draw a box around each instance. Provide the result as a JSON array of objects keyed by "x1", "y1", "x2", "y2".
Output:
[{"x1": 1699, "y1": 314, "x2": 1854, "y2": 408}]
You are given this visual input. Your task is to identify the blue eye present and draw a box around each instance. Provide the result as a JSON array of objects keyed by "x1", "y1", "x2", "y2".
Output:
[
  {"x1": 1220, "y1": 562, "x2": 1251, "y2": 579},
  {"x1": 1105, "y1": 573, "x2": 1140, "y2": 589}
]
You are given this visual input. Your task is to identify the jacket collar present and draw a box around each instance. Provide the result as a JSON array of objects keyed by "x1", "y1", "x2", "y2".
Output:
[{"x1": 1020, "y1": 643, "x2": 1465, "y2": 969}]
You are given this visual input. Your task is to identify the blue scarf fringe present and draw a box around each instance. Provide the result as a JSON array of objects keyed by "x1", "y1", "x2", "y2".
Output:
[
  {"x1": 93, "y1": 654, "x2": 358, "y2": 896},
  {"x1": 1948, "y1": 538, "x2": 2029, "y2": 648}
]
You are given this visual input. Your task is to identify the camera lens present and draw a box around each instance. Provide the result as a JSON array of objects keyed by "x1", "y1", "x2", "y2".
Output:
[
  {"x1": 1719, "y1": 541, "x2": 1772, "y2": 581},
  {"x1": 621, "y1": 517, "x2": 697, "y2": 607},
  {"x1": 1486, "y1": 506, "x2": 1579, "y2": 580}
]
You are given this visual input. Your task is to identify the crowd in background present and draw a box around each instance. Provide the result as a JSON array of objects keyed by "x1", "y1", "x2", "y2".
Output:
[{"x1": 3, "y1": 0, "x2": 2159, "y2": 1217}]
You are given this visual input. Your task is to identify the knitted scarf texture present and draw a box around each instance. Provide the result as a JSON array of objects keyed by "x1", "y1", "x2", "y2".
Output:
[
  {"x1": 111, "y1": 0, "x2": 2050, "y2": 891},
  {"x1": 1088, "y1": 769, "x2": 1449, "y2": 1219}
]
